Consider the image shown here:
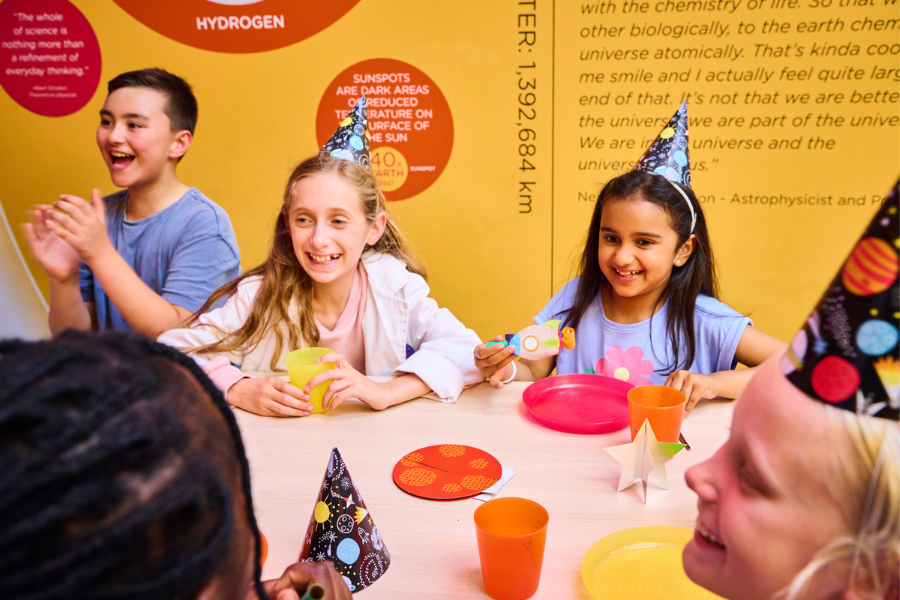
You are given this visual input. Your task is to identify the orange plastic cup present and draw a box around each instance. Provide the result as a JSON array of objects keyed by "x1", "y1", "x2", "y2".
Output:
[
  {"x1": 627, "y1": 385, "x2": 687, "y2": 443},
  {"x1": 474, "y1": 497, "x2": 549, "y2": 600},
  {"x1": 259, "y1": 530, "x2": 268, "y2": 567}
]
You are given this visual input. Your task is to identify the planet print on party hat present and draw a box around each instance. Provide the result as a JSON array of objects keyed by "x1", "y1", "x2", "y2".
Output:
[
  {"x1": 299, "y1": 448, "x2": 390, "y2": 592},
  {"x1": 781, "y1": 179, "x2": 899, "y2": 420},
  {"x1": 320, "y1": 96, "x2": 370, "y2": 170},
  {"x1": 633, "y1": 101, "x2": 691, "y2": 188}
]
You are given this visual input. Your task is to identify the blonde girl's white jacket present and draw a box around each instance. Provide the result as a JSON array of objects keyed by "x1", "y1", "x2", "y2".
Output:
[{"x1": 158, "y1": 253, "x2": 483, "y2": 402}]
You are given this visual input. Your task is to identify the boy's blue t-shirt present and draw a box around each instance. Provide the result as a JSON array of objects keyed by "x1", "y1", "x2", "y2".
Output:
[
  {"x1": 80, "y1": 187, "x2": 242, "y2": 332},
  {"x1": 535, "y1": 278, "x2": 751, "y2": 385}
]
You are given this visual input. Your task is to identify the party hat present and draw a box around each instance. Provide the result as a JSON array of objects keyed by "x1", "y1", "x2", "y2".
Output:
[
  {"x1": 781, "y1": 181, "x2": 899, "y2": 420},
  {"x1": 634, "y1": 101, "x2": 691, "y2": 188},
  {"x1": 299, "y1": 448, "x2": 390, "y2": 592},
  {"x1": 320, "y1": 96, "x2": 370, "y2": 169}
]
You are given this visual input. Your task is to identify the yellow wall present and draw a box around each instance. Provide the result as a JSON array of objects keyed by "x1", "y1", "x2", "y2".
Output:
[{"x1": 1, "y1": 0, "x2": 897, "y2": 343}]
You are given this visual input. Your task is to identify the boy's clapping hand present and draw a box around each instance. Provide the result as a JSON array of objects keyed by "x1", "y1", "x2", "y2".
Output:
[
  {"x1": 24, "y1": 206, "x2": 81, "y2": 283},
  {"x1": 45, "y1": 189, "x2": 114, "y2": 265}
]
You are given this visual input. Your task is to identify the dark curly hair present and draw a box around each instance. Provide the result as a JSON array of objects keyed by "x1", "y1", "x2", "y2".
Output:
[{"x1": 0, "y1": 331, "x2": 266, "y2": 600}]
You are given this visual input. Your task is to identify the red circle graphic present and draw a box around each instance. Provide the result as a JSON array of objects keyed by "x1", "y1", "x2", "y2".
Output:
[
  {"x1": 0, "y1": 0, "x2": 101, "y2": 117},
  {"x1": 112, "y1": 0, "x2": 361, "y2": 53},
  {"x1": 316, "y1": 58, "x2": 453, "y2": 201}
]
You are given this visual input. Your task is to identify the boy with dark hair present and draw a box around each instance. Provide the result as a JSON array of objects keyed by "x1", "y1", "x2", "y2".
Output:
[{"x1": 25, "y1": 68, "x2": 241, "y2": 337}]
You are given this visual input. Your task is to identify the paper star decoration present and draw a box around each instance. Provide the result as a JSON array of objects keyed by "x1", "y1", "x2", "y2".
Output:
[{"x1": 604, "y1": 419, "x2": 686, "y2": 504}]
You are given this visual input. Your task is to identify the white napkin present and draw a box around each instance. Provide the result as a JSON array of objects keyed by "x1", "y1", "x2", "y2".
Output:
[{"x1": 472, "y1": 467, "x2": 516, "y2": 502}]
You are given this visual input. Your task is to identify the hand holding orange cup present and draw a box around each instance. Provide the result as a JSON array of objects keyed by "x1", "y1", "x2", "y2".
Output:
[
  {"x1": 474, "y1": 497, "x2": 549, "y2": 600},
  {"x1": 286, "y1": 348, "x2": 335, "y2": 414},
  {"x1": 627, "y1": 385, "x2": 687, "y2": 443}
]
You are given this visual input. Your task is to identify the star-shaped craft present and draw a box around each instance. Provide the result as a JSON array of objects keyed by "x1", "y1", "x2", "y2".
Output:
[{"x1": 604, "y1": 419, "x2": 687, "y2": 503}]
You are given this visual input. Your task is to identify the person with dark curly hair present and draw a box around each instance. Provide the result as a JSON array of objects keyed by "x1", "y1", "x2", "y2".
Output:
[{"x1": 0, "y1": 330, "x2": 349, "y2": 600}]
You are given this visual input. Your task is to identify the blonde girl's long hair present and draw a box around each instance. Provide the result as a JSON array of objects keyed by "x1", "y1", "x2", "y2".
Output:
[
  {"x1": 783, "y1": 411, "x2": 899, "y2": 599},
  {"x1": 185, "y1": 154, "x2": 426, "y2": 370}
]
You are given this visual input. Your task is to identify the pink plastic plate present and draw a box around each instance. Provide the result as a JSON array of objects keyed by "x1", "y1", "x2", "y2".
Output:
[{"x1": 522, "y1": 374, "x2": 634, "y2": 434}]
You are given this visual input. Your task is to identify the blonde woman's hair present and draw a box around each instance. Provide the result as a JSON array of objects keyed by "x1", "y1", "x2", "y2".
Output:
[
  {"x1": 784, "y1": 410, "x2": 899, "y2": 599},
  {"x1": 185, "y1": 154, "x2": 425, "y2": 370}
]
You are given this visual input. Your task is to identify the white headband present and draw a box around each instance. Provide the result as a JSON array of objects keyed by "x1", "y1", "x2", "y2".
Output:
[{"x1": 666, "y1": 178, "x2": 696, "y2": 234}]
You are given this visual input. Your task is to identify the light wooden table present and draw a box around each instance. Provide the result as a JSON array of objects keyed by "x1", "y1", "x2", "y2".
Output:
[{"x1": 235, "y1": 379, "x2": 734, "y2": 599}]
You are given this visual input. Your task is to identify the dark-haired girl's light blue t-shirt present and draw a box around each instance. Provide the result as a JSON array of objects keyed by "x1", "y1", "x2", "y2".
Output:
[
  {"x1": 80, "y1": 188, "x2": 241, "y2": 332},
  {"x1": 535, "y1": 278, "x2": 751, "y2": 384}
]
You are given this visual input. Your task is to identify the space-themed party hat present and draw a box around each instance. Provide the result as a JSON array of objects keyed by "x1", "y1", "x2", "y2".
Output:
[
  {"x1": 299, "y1": 448, "x2": 390, "y2": 592},
  {"x1": 320, "y1": 96, "x2": 370, "y2": 170},
  {"x1": 781, "y1": 180, "x2": 899, "y2": 420},
  {"x1": 634, "y1": 102, "x2": 696, "y2": 232}
]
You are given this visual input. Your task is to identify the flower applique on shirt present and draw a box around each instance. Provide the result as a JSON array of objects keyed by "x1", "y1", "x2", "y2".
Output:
[{"x1": 595, "y1": 345, "x2": 654, "y2": 386}]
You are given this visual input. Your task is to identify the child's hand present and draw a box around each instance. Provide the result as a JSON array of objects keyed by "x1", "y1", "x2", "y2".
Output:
[
  {"x1": 664, "y1": 370, "x2": 718, "y2": 414},
  {"x1": 227, "y1": 377, "x2": 314, "y2": 417},
  {"x1": 258, "y1": 560, "x2": 352, "y2": 600},
  {"x1": 474, "y1": 336, "x2": 518, "y2": 388},
  {"x1": 24, "y1": 206, "x2": 82, "y2": 283},
  {"x1": 45, "y1": 189, "x2": 114, "y2": 265},
  {"x1": 307, "y1": 353, "x2": 394, "y2": 411}
]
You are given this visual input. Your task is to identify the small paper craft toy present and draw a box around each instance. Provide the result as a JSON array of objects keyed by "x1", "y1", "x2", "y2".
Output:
[
  {"x1": 781, "y1": 180, "x2": 899, "y2": 420},
  {"x1": 300, "y1": 448, "x2": 389, "y2": 592},
  {"x1": 392, "y1": 444, "x2": 503, "y2": 500},
  {"x1": 634, "y1": 101, "x2": 691, "y2": 187},
  {"x1": 487, "y1": 320, "x2": 576, "y2": 361},
  {"x1": 320, "y1": 96, "x2": 370, "y2": 170},
  {"x1": 603, "y1": 419, "x2": 686, "y2": 504}
]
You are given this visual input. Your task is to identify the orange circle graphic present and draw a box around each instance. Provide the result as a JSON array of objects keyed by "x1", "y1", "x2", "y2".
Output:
[
  {"x1": 842, "y1": 238, "x2": 899, "y2": 296},
  {"x1": 438, "y1": 444, "x2": 466, "y2": 457},
  {"x1": 461, "y1": 475, "x2": 498, "y2": 490},
  {"x1": 399, "y1": 468, "x2": 436, "y2": 487},
  {"x1": 112, "y1": 0, "x2": 360, "y2": 53},
  {"x1": 392, "y1": 445, "x2": 502, "y2": 500},
  {"x1": 522, "y1": 335, "x2": 540, "y2": 353},
  {"x1": 317, "y1": 58, "x2": 453, "y2": 201}
]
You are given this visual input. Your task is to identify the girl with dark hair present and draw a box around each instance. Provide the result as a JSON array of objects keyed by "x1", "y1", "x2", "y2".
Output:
[{"x1": 476, "y1": 169, "x2": 783, "y2": 411}]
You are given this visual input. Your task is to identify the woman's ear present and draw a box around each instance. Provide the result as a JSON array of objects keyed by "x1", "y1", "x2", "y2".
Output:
[
  {"x1": 367, "y1": 212, "x2": 387, "y2": 246},
  {"x1": 675, "y1": 234, "x2": 697, "y2": 266}
]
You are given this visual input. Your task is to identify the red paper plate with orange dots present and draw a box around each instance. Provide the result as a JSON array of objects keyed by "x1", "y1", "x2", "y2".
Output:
[{"x1": 392, "y1": 445, "x2": 502, "y2": 500}]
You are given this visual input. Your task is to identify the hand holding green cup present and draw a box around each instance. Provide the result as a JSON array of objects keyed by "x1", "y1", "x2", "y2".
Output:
[{"x1": 286, "y1": 348, "x2": 336, "y2": 414}]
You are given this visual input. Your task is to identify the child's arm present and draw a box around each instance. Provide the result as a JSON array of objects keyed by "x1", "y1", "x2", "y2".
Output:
[
  {"x1": 25, "y1": 206, "x2": 95, "y2": 334},
  {"x1": 47, "y1": 191, "x2": 193, "y2": 337},
  {"x1": 158, "y1": 281, "x2": 315, "y2": 418},
  {"x1": 307, "y1": 353, "x2": 431, "y2": 411},
  {"x1": 474, "y1": 336, "x2": 555, "y2": 388},
  {"x1": 665, "y1": 325, "x2": 785, "y2": 412}
]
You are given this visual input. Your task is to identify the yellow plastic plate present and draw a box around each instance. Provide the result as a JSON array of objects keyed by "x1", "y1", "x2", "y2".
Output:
[{"x1": 581, "y1": 526, "x2": 724, "y2": 600}]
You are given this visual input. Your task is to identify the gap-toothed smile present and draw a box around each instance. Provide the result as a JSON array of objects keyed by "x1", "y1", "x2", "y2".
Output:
[{"x1": 307, "y1": 252, "x2": 341, "y2": 265}]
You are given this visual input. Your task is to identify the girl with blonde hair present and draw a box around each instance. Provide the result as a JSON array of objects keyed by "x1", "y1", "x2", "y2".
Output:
[
  {"x1": 160, "y1": 100, "x2": 481, "y2": 416},
  {"x1": 684, "y1": 183, "x2": 899, "y2": 599}
]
